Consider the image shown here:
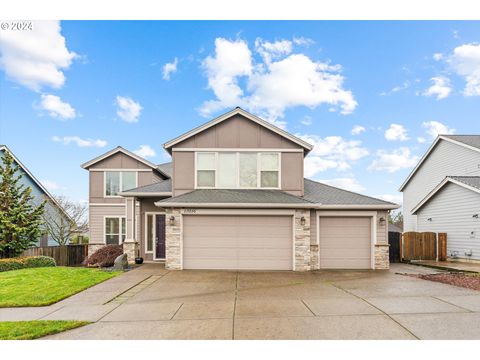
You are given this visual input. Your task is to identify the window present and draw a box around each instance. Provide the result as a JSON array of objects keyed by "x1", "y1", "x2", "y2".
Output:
[
  {"x1": 105, "y1": 217, "x2": 126, "y2": 245},
  {"x1": 196, "y1": 152, "x2": 280, "y2": 189},
  {"x1": 105, "y1": 171, "x2": 137, "y2": 196},
  {"x1": 146, "y1": 214, "x2": 153, "y2": 252}
]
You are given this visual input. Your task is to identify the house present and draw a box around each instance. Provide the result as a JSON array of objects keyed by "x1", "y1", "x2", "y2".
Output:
[
  {"x1": 400, "y1": 135, "x2": 480, "y2": 260},
  {"x1": 388, "y1": 223, "x2": 403, "y2": 234},
  {"x1": 0, "y1": 145, "x2": 72, "y2": 247},
  {"x1": 82, "y1": 108, "x2": 398, "y2": 271}
]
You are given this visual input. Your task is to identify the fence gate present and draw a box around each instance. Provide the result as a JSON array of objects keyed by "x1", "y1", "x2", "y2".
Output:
[
  {"x1": 388, "y1": 232, "x2": 401, "y2": 263},
  {"x1": 402, "y1": 232, "x2": 437, "y2": 261}
]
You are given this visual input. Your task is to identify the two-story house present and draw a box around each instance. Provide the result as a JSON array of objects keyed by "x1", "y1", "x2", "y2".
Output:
[
  {"x1": 400, "y1": 135, "x2": 480, "y2": 260},
  {"x1": 82, "y1": 108, "x2": 398, "y2": 271}
]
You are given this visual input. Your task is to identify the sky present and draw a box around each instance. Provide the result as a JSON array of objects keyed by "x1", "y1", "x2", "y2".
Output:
[{"x1": 1, "y1": 21, "x2": 480, "y2": 206}]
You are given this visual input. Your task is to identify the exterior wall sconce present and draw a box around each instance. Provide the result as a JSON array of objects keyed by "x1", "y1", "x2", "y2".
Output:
[
  {"x1": 427, "y1": 218, "x2": 433, "y2": 222},
  {"x1": 300, "y1": 216, "x2": 306, "y2": 226},
  {"x1": 169, "y1": 215, "x2": 175, "y2": 226},
  {"x1": 473, "y1": 214, "x2": 479, "y2": 219},
  {"x1": 379, "y1": 217, "x2": 386, "y2": 224}
]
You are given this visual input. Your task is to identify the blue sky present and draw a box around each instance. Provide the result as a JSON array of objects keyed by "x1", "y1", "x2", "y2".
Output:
[{"x1": 1, "y1": 21, "x2": 480, "y2": 205}]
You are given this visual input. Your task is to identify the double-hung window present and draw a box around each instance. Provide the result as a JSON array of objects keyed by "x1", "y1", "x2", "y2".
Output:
[
  {"x1": 196, "y1": 152, "x2": 280, "y2": 189},
  {"x1": 105, "y1": 171, "x2": 137, "y2": 196},
  {"x1": 105, "y1": 217, "x2": 126, "y2": 245}
]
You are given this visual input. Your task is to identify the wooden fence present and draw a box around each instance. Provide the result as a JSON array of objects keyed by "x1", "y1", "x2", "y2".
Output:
[
  {"x1": 401, "y1": 232, "x2": 447, "y2": 261},
  {"x1": 22, "y1": 245, "x2": 88, "y2": 266}
]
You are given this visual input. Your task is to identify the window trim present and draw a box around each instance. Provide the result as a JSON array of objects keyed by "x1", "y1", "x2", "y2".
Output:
[
  {"x1": 195, "y1": 151, "x2": 281, "y2": 190},
  {"x1": 104, "y1": 171, "x2": 138, "y2": 198},
  {"x1": 104, "y1": 216, "x2": 126, "y2": 245},
  {"x1": 144, "y1": 211, "x2": 166, "y2": 257}
]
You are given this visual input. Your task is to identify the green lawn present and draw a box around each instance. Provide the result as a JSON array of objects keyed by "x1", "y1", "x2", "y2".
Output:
[
  {"x1": 0, "y1": 267, "x2": 119, "y2": 307},
  {"x1": 0, "y1": 320, "x2": 89, "y2": 340}
]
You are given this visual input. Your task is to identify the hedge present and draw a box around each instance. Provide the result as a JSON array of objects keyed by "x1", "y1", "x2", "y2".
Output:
[{"x1": 0, "y1": 256, "x2": 56, "y2": 272}]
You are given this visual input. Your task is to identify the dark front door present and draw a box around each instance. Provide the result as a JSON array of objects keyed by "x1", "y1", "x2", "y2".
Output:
[{"x1": 155, "y1": 214, "x2": 166, "y2": 259}]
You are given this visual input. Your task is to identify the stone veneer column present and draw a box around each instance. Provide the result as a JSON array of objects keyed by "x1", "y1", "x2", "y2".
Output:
[
  {"x1": 374, "y1": 244, "x2": 390, "y2": 269},
  {"x1": 294, "y1": 209, "x2": 311, "y2": 271},
  {"x1": 87, "y1": 244, "x2": 105, "y2": 257},
  {"x1": 165, "y1": 208, "x2": 182, "y2": 270}
]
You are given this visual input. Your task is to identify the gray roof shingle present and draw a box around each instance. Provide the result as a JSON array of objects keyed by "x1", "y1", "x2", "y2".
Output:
[
  {"x1": 443, "y1": 135, "x2": 480, "y2": 150},
  {"x1": 449, "y1": 176, "x2": 480, "y2": 190},
  {"x1": 123, "y1": 179, "x2": 172, "y2": 194},
  {"x1": 303, "y1": 178, "x2": 398, "y2": 206},
  {"x1": 157, "y1": 162, "x2": 172, "y2": 178}
]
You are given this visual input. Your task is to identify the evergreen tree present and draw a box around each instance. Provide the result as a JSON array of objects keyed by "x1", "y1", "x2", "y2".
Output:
[{"x1": 0, "y1": 150, "x2": 46, "y2": 257}]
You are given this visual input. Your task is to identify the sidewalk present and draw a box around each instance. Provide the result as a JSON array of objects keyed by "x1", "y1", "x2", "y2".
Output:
[{"x1": 411, "y1": 260, "x2": 480, "y2": 273}]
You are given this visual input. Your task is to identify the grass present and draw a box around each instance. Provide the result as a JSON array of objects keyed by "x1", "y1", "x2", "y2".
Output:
[
  {"x1": 0, "y1": 267, "x2": 119, "y2": 307},
  {"x1": 0, "y1": 320, "x2": 89, "y2": 340}
]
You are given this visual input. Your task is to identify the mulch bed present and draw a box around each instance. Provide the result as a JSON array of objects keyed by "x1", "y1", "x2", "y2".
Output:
[{"x1": 411, "y1": 272, "x2": 480, "y2": 291}]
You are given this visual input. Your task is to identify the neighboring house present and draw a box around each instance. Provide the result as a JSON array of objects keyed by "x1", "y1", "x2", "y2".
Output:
[
  {"x1": 400, "y1": 135, "x2": 480, "y2": 260},
  {"x1": 388, "y1": 223, "x2": 403, "y2": 233},
  {"x1": 82, "y1": 108, "x2": 398, "y2": 271},
  {"x1": 0, "y1": 145, "x2": 72, "y2": 247}
]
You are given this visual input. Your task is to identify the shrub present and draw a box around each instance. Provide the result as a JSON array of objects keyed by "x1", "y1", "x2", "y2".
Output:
[
  {"x1": 84, "y1": 245, "x2": 123, "y2": 268},
  {"x1": 0, "y1": 256, "x2": 56, "y2": 272}
]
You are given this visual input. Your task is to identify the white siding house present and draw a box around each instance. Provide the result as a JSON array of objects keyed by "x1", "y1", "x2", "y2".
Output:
[
  {"x1": 400, "y1": 136, "x2": 480, "y2": 231},
  {"x1": 415, "y1": 180, "x2": 480, "y2": 260}
]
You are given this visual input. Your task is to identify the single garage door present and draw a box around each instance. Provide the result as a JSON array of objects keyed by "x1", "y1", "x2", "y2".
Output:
[
  {"x1": 183, "y1": 215, "x2": 292, "y2": 270},
  {"x1": 319, "y1": 216, "x2": 372, "y2": 269}
]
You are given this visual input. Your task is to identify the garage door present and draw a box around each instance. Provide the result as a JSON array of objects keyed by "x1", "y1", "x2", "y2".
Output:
[
  {"x1": 183, "y1": 215, "x2": 292, "y2": 270},
  {"x1": 319, "y1": 216, "x2": 372, "y2": 269}
]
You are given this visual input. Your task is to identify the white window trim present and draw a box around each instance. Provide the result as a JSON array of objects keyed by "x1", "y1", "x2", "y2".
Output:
[
  {"x1": 104, "y1": 171, "x2": 138, "y2": 198},
  {"x1": 144, "y1": 211, "x2": 166, "y2": 255},
  {"x1": 103, "y1": 216, "x2": 127, "y2": 245},
  {"x1": 194, "y1": 151, "x2": 281, "y2": 190}
]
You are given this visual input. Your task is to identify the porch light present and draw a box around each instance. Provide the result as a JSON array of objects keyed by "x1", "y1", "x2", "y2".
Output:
[
  {"x1": 169, "y1": 216, "x2": 175, "y2": 226},
  {"x1": 473, "y1": 214, "x2": 479, "y2": 219},
  {"x1": 427, "y1": 218, "x2": 433, "y2": 222},
  {"x1": 300, "y1": 216, "x2": 306, "y2": 226},
  {"x1": 379, "y1": 217, "x2": 386, "y2": 223}
]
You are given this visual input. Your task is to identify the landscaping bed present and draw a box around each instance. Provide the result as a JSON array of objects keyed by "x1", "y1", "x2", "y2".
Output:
[
  {"x1": 0, "y1": 267, "x2": 119, "y2": 307},
  {"x1": 0, "y1": 320, "x2": 88, "y2": 340},
  {"x1": 412, "y1": 272, "x2": 480, "y2": 291}
]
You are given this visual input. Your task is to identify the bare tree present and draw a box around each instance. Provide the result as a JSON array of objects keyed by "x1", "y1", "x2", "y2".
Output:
[{"x1": 42, "y1": 196, "x2": 88, "y2": 246}]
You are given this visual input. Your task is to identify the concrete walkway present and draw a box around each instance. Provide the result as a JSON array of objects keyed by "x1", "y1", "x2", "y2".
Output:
[
  {"x1": 2, "y1": 263, "x2": 480, "y2": 340},
  {"x1": 411, "y1": 260, "x2": 480, "y2": 273}
]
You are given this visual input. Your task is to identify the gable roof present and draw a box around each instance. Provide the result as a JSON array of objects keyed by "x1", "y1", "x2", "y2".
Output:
[
  {"x1": 412, "y1": 176, "x2": 480, "y2": 214},
  {"x1": 399, "y1": 135, "x2": 480, "y2": 191},
  {"x1": 0, "y1": 145, "x2": 73, "y2": 222},
  {"x1": 157, "y1": 162, "x2": 172, "y2": 178},
  {"x1": 81, "y1": 146, "x2": 170, "y2": 178},
  {"x1": 163, "y1": 107, "x2": 313, "y2": 154}
]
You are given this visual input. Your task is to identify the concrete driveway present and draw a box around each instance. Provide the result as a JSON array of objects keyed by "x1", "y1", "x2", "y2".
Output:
[{"x1": 12, "y1": 263, "x2": 480, "y2": 340}]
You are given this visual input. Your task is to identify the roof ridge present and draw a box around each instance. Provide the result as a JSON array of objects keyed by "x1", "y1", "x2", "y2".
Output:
[{"x1": 304, "y1": 178, "x2": 398, "y2": 205}]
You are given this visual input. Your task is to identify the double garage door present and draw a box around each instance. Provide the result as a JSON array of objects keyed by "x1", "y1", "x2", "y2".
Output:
[
  {"x1": 182, "y1": 214, "x2": 373, "y2": 270},
  {"x1": 183, "y1": 215, "x2": 292, "y2": 270}
]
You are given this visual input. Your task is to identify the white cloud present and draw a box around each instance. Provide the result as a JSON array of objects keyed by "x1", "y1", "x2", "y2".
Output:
[
  {"x1": 449, "y1": 43, "x2": 480, "y2": 96},
  {"x1": 376, "y1": 193, "x2": 403, "y2": 205},
  {"x1": 417, "y1": 137, "x2": 426, "y2": 144},
  {"x1": 41, "y1": 179, "x2": 66, "y2": 191},
  {"x1": 319, "y1": 177, "x2": 366, "y2": 193},
  {"x1": 384, "y1": 123, "x2": 409, "y2": 141},
  {"x1": 52, "y1": 135, "x2": 107, "y2": 148},
  {"x1": 423, "y1": 76, "x2": 452, "y2": 100},
  {"x1": 299, "y1": 134, "x2": 369, "y2": 177},
  {"x1": 115, "y1": 96, "x2": 142, "y2": 123},
  {"x1": 380, "y1": 81, "x2": 410, "y2": 96},
  {"x1": 422, "y1": 120, "x2": 455, "y2": 139},
  {"x1": 162, "y1": 57, "x2": 178, "y2": 80},
  {"x1": 292, "y1": 37, "x2": 314, "y2": 46},
  {"x1": 0, "y1": 21, "x2": 76, "y2": 91},
  {"x1": 133, "y1": 145, "x2": 156, "y2": 158},
  {"x1": 200, "y1": 37, "x2": 357, "y2": 127},
  {"x1": 300, "y1": 116, "x2": 312, "y2": 126},
  {"x1": 433, "y1": 53, "x2": 443, "y2": 61},
  {"x1": 39, "y1": 94, "x2": 76, "y2": 119},
  {"x1": 351, "y1": 125, "x2": 366, "y2": 135},
  {"x1": 368, "y1": 147, "x2": 419, "y2": 173}
]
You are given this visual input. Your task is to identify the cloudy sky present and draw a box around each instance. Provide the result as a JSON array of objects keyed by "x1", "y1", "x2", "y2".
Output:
[{"x1": 1, "y1": 21, "x2": 479, "y2": 205}]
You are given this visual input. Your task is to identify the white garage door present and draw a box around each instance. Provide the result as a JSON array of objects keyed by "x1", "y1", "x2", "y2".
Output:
[
  {"x1": 319, "y1": 216, "x2": 372, "y2": 269},
  {"x1": 183, "y1": 215, "x2": 292, "y2": 270}
]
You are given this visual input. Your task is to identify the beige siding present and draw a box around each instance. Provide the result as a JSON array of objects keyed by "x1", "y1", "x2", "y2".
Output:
[
  {"x1": 172, "y1": 151, "x2": 195, "y2": 196},
  {"x1": 403, "y1": 140, "x2": 480, "y2": 231},
  {"x1": 88, "y1": 152, "x2": 152, "y2": 170},
  {"x1": 182, "y1": 215, "x2": 293, "y2": 270},
  {"x1": 417, "y1": 183, "x2": 480, "y2": 260},
  {"x1": 281, "y1": 152, "x2": 304, "y2": 196},
  {"x1": 377, "y1": 210, "x2": 388, "y2": 245},
  {"x1": 89, "y1": 205, "x2": 126, "y2": 244}
]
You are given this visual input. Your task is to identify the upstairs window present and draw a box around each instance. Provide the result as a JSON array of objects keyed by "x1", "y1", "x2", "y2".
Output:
[
  {"x1": 105, "y1": 171, "x2": 137, "y2": 196},
  {"x1": 196, "y1": 152, "x2": 280, "y2": 189}
]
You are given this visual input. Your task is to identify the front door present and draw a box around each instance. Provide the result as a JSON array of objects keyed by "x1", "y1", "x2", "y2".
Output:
[{"x1": 155, "y1": 214, "x2": 166, "y2": 259}]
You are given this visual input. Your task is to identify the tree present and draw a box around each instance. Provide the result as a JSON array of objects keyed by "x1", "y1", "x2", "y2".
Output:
[
  {"x1": 0, "y1": 150, "x2": 46, "y2": 257},
  {"x1": 389, "y1": 211, "x2": 403, "y2": 228},
  {"x1": 42, "y1": 196, "x2": 87, "y2": 246}
]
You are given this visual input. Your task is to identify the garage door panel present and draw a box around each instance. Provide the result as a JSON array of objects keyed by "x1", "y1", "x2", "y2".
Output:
[
  {"x1": 319, "y1": 216, "x2": 372, "y2": 269},
  {"x1": 183, "y1": 215, "x2": 292, "y2": 270}
]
